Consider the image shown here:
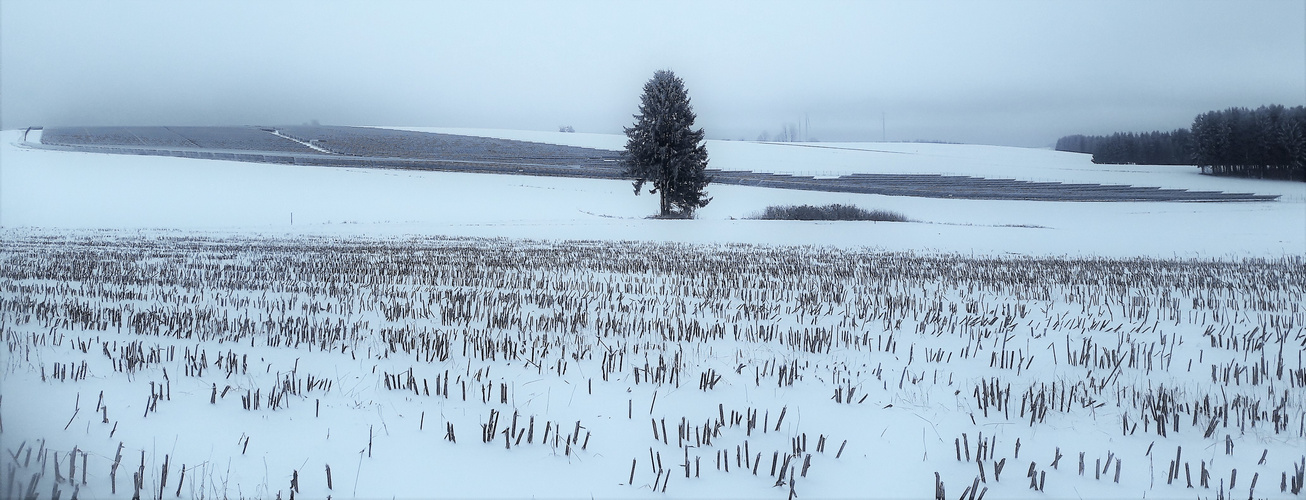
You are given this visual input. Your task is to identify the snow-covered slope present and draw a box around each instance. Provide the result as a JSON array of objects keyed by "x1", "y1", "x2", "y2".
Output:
[
  {"x1": 4, "y1": 129, "x2": 1302, "y2": 257},
  {"x1": 389, "y1": 127, "x2": 1305, "y2": 200}
]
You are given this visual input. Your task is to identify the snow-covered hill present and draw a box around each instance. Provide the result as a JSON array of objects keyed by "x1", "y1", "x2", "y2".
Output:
[
  {"x1": 3, "y1": 129, "x2": 1302, "y2": 257},
  {"x1": 392, "y1": 127, "x2": 1305, "y2": 200}
]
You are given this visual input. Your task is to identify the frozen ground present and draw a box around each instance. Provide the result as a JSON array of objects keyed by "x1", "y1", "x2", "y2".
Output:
[
  {"x1": 1, "y1": 128, "x2": 1304, "y2": 500},
  {"x1": 2, "y1": 233, "x2": 1302, "y2": 500}
]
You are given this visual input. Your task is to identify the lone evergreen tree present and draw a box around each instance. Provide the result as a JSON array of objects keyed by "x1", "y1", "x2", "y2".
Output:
[{"x1": 622, "y1": 70, "x2": 712, "y2": 217}]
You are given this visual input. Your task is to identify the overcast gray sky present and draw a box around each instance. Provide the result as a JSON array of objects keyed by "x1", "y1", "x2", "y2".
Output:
[{"x1": 3, "y1": 1, "x2": 1303, "y2": 147}]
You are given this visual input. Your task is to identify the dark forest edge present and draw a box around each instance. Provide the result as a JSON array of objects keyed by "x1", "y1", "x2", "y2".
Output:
[{"x1": 1056, "y1": 104, "x2": 1306, "y2": 181}]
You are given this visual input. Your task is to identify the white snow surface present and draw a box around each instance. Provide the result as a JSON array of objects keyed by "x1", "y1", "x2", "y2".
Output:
[
  {"x1": 393, "y1": 127, "x2": 1306, "y2": 199},
  {"x1": 1, "y1": 127, "x2": 1304, "y2": 500},
  {"x1": 3, "y1": 128, "x2": 1303, "y2": 257}
]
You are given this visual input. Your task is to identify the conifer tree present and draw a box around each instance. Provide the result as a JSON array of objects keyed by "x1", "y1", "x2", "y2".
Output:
[{"x1": 622, "y1": 70, "x2": 712, "y2": 217}]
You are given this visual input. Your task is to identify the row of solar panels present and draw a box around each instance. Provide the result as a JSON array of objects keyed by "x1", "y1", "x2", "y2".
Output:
[
  {"x1": 709, "y1": 171, "x2": 1277, "y2": 202},
  {"x1": 276, "y1": 126, "x2": 622, "y2": 166},
  {"x1": 42, "y1": 126, "x2": 321, "y2": 154},
  {"x1": 43, "y1": 125, "x2": 624, "y2": 168}
]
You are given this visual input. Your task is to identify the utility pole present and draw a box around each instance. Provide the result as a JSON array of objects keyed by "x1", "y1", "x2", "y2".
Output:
[{"x1": 881, "y1": 112, "x2": 886, "y2": 142}]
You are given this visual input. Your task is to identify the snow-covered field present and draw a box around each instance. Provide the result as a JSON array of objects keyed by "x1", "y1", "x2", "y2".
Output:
[
  {"x1": 3, "y1": 129, "x2": 1303, "y2": 257},
  {"x1": 1, "y1": 128, "x2": 1304, "y2": 499},
  {"x1": 394, "y1": 127, "x2": 1306, "y2": 201}
]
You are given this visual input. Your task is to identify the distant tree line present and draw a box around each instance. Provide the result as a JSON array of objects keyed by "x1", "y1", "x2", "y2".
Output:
[
  {"x1": 1055, "y1": 129, "x2": 1193, "y2": 165},
  {"x1": 1056, "y1": 105, "x2": 1306, "y2": 181}
]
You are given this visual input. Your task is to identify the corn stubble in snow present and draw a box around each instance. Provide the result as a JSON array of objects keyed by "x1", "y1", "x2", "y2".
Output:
[{"x1": 0, "y1": 232, "x2": 1303, "y2": 498}]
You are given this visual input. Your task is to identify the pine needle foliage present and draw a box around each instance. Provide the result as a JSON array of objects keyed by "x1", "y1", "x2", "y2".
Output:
[{"x1": 623, "y1": 70, "x2": 712, "y2": 217}]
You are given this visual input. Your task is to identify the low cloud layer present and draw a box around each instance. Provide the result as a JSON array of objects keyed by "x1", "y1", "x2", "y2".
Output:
[{"x1": 3, "y1": 1, "x2": 1302, "y2": 147}]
